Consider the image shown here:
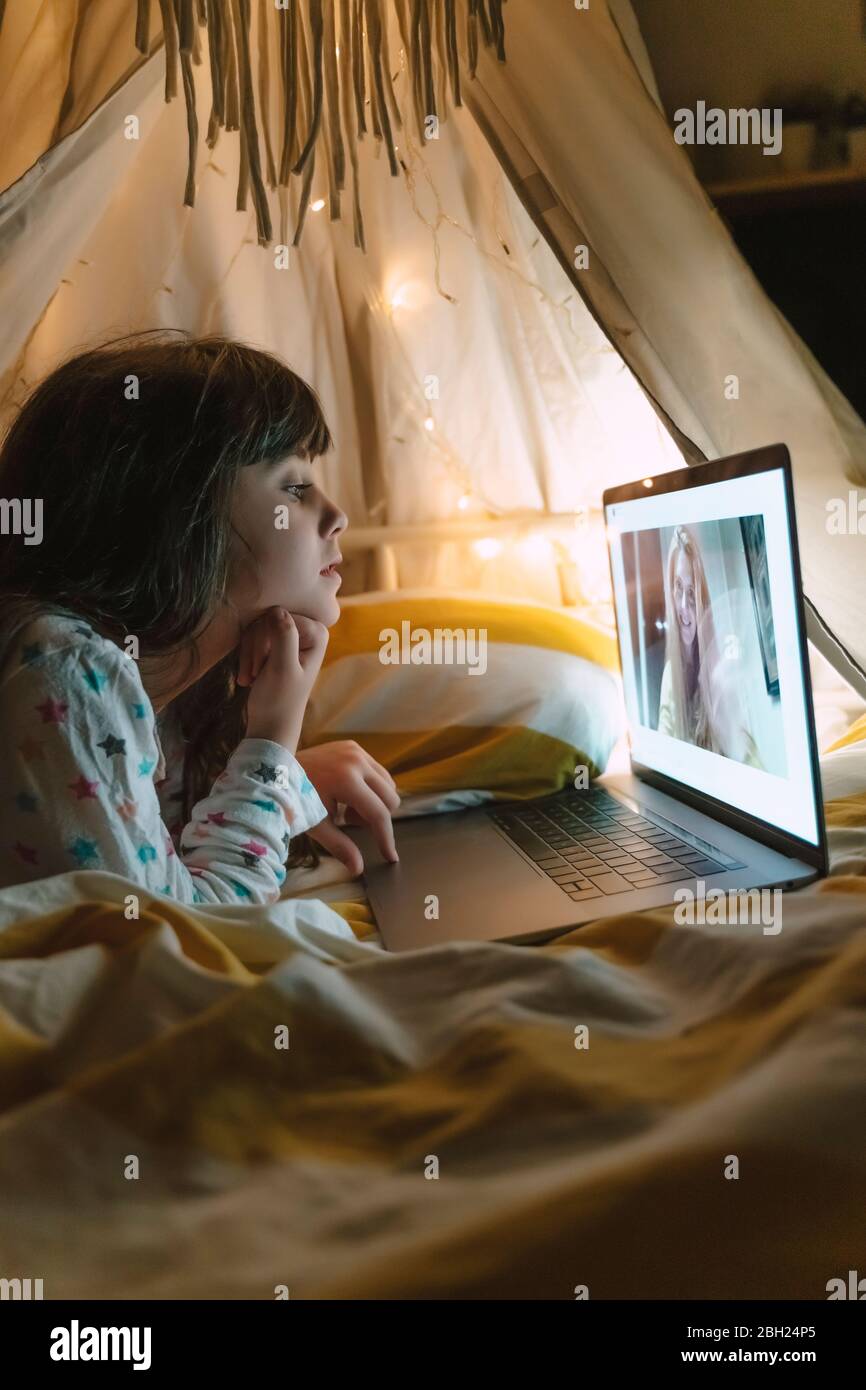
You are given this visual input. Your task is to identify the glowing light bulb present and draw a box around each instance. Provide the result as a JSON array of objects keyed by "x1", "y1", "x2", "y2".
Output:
[
  {"x1": 473, "y1": 538, "x2": 502, "y2": 560},
  {"x1": 424, "y1": 416, "x2": 434, "y2": 431},
  {"x1": 642, "y1": 477, "x2": 653, "y2": 489},
  {"x1": 457, "y1": 493, "x2": 472, "y2": 512},
  {"x1": 311, "y1": 198, "x2": 326, "y2": 212},
  {"x1": 385, "y1": 277, "x2": 425, "y2": 314},
  {"x1": 517, "y1": 535, "x2": 552, "y2": 565}
]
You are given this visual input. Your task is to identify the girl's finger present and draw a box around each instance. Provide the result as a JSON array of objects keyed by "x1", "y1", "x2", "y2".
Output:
[
  {"x1": 363, "y1": 765, "x2": 401, "y2": 812},
  {"x1": 339, "y1": 779, "x2": 399, "y2": 862},
  {"x1": 264, "y1": 608, "x2": 300, "y2": 675},
  {"x1": 238, "y1": 614, "x2": 276, "y2": 686},
  {"x1": 358, "y1": 750, "x2": 398, "y2": 790},
  {"x1": 306, "y1": 819, "x2": 364, "y2": 876},
  {"x1": 251, "y1": 626, "x2": 273, "y2": 682}
]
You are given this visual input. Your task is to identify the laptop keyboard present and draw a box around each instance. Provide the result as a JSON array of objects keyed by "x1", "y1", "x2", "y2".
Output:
[{"x1": 488, "y1": 787, "x2": 745, "y2": 902}]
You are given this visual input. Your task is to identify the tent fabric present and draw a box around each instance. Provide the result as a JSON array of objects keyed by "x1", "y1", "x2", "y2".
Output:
[
  {"x1": 0, "y1": 0, "x2": 511, "y2": 252},
  {"x1": 0, "y1": 0, "x2": 154, "y2": 195},
  {"x1": 456, "y1": 0, "x2": 866, "y2": 692},
  {"x1": 0, "y1": 0, "x2": 864, "y2": 685},
  {"x1": 0, "y1": 2, "x2": 683, "y2": 607},
  {"x1": 136, "y1": 0, "x2": 509, "y2": 252}
]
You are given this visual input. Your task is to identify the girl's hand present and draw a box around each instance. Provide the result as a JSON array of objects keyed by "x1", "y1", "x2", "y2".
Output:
[
  {"x1": 239, "y1": 607, "x2": 329, "y2": 754},
  {"x1": 296, "y1": 740, "x2": 401, "y2": 873}
]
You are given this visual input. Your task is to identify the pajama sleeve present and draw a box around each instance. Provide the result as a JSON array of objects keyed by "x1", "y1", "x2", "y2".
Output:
[{"x1": 0, "y1": 621, "x2": 328, "y2": 905}]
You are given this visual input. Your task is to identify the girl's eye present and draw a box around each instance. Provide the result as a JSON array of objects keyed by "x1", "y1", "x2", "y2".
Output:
[{"x1": 282, "y1": 482, "x2": 312, "y2": 501}]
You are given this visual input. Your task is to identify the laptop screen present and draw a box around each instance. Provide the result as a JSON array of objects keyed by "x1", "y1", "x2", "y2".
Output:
[{"x1": 605, "y1": 458, "x2": 820, "y2": 848}]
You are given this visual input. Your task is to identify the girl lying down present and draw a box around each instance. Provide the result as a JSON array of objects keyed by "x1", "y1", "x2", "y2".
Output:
[{"x1": 0, "y1": 331, "x2": 400, "y2": 904}]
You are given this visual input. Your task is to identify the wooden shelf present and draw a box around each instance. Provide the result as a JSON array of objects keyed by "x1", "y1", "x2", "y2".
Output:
[{"x1": 706, "y1": 163, "x2": 866, "y2": 215}]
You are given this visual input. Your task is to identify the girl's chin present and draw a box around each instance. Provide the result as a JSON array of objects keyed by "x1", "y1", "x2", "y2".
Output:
[
  {"x1": 270, "y1": 593, "x2": 341, "y2": 627},
  {"x1": 313, "y1": 592, "x2": 342, "y2": 627}
]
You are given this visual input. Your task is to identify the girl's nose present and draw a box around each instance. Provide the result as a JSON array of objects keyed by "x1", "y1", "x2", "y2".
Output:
[{"x1": 328, "y1": 504, "x2": 348, "y2": 536}]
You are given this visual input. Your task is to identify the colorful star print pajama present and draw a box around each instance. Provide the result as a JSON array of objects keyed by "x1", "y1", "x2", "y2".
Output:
[{"x1": 0, "y1": 612, "x2": 329, "y2": 904}]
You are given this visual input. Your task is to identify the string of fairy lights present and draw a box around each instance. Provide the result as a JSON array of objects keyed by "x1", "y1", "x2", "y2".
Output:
[
  {"x1": 32, "y1": 23, "x2": 613, "y2": 605},
  {"x1": 30, "y1": 14, "x2": 614, "y2": 601},
  {"x1": 300, "y1": 35, "x2": 612, "y2": 599}
]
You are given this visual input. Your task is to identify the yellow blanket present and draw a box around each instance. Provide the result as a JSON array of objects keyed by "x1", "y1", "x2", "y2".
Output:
[{"x1": 0, "y1": 857, "x2": 863, "y2": 1299}]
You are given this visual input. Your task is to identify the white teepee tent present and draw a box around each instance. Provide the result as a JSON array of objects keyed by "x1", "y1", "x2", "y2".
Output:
[{"x1": 1, "y1": 0, "x2": 864, "y2": 692}]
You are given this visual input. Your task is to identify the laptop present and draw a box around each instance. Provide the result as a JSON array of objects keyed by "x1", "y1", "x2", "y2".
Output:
[{"x1": 348, "y1": 444, "x2": 828, "y2": 952}]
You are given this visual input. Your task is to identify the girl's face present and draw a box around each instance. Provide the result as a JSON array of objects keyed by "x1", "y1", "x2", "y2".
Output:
[
  {"x1": 228, "y1": 453, "x2": 348, "y2": 627},
  {"x1": 673, "y1": 547, "x2": 697, "y2": 650}
]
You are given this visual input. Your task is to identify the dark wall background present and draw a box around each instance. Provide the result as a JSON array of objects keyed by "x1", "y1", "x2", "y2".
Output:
[{"x1": 631, "y1": 0, "x2": 866, "y2": 424}]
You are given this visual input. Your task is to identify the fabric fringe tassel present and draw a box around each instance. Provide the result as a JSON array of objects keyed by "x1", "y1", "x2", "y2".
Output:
[{"x1": 15, "y1": 0, "x2": 509, "y2": 251}]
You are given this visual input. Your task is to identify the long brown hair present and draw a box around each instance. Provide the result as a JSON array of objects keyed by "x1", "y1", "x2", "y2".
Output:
[
  {"x1": 0, "y1": 329, "x2": 333, "y2": 867},
  {"x1": 662, "y1": 525, "x2": 721, "y2": 751}
]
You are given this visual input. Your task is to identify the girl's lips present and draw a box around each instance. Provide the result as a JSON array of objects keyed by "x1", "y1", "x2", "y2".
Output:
[{"x1": 319, "y1": 564, "x2": 342, "y2": 583}]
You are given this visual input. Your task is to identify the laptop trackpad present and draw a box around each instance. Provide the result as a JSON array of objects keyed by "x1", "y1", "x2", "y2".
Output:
[{"x1": 346, "y1": 810, "x2": 579, "y2": 950}]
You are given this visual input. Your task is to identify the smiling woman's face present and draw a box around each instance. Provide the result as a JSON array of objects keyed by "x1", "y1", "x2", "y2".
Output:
[
  {"x1": 673, "y1": 546, "x2": 697, "y2": 650},
  {"x1": 228, "y1": 453, "x2": 348, "y2": 627}
]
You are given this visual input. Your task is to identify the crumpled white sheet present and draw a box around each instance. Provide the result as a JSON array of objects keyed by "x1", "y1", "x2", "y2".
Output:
[{"x1": 0, "y1": 857, "x2": 863, "y2": 1299}]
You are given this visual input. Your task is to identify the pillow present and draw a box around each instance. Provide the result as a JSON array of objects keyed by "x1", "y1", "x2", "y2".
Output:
[
  {"x1": 823, "y1": 712, "x2": 866, "y2": 757},
  {"x1": 820, "y1": 711, "x2": 866, "y2": 814},
  {"x1": 300, "y1": 590, "x2": 623, "y2": 812}
]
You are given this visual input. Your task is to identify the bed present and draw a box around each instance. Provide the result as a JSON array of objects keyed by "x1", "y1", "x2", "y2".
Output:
[{"x1": 0, "y1": 594, "x2": 864, "y2": 1299}]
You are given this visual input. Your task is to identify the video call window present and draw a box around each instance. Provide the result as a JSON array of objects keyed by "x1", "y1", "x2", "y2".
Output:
[{"x1": 620, "y1": 515, "x2": 787, "y2": 777}]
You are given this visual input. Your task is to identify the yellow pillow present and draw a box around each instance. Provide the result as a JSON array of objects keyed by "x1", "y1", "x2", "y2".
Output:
[
  {"x1": 824, "y1": 711, "x2": 866, "y2": 755},
  {"x1": 301, "y1": 591, "x2": 622, "y2": 805}
]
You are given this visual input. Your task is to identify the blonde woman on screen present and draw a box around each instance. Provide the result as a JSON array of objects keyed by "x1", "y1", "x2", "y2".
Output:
[{"x1": 656, "y1": 525, "x2": 763, "y2": 769}]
